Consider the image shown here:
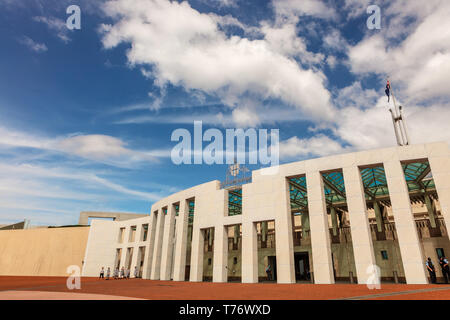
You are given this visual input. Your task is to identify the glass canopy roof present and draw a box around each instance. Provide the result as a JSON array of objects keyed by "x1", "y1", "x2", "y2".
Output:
[
  {"x1": 287, "y1": 161, "x2": 437, "y2": 212},
  {"x1": 228, "y1": 188, "x2": 242, "y2": 216}
]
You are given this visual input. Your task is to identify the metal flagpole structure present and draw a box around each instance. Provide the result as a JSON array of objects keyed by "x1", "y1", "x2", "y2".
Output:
[{"x1": 387, "y1": 79, "x2": 410, "y2": 146}]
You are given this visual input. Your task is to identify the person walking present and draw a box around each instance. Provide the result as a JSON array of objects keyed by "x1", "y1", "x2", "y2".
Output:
[
  {"x1": 134, "y1": 266, "x2": 139, "y2": 278},
  {"x1": 99, "y1": 267, "x2": 105, "y2": 279},
  {"x1": 426, "y1": 257, "x2": 437, "y2": 284},
  {"x1": 439, "y1": 257, "x2": 450, "y2": 284},
  {"x1": 106, "y1": 267, "x2": 111, "y2": 280},
  {"x1": 120, "y1": 266, "x2": 125, "y2": 279},
  {"x1": 265, "y1": 264, "x2": 272, "y2": 281},
  {"x1": 126, "y1": 268, "x2": 130, "y2": 279},
  {"x1": 114, "y1": 267, "x2": 119, "y2": 280}
]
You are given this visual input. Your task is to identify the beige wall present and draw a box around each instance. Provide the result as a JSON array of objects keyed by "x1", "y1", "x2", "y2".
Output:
[
  {"x1": 0, "y1": 227, "x2": 89, "y2": 276},
  {"x1": 82, "y1": 216, "x2": 152, "y2": 277},
  {"x1": 78, "y1": 211, "x2": 147, "y2": 225}
]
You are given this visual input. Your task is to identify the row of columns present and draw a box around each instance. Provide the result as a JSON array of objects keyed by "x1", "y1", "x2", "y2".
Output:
[
  {"x1": 142, "y1": 156, "x2": 449, "y2": 285},
  {"x1": 241, "y1": 161, "x2": 445, "y2": 284}
]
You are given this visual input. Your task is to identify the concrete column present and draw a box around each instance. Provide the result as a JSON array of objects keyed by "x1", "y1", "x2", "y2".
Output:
[
  {"x1": 261, "y1": 221, "x2": 268, "y2": 242},
  {"x1": 142, "y1": 212, "x2": 158, "y2": 279},
  {"x1": 130, "y1": 225, "x2": 142, "y2": 271},
  {"x1": 118, "y1": 227, "x2": 129, "y2": 270},
  {"x1": 428, "y1": 144, "x2": 450, "y2": 233},
  {"x1": 384, "y1": 160, "x2": 428, "y2": 284},
  {"x1": 343, "y1": 166, "x2": 377, "y2": 285},
  {"x1": 241, "y1": 221, "x2": 258, "y2": 283},
  {"x1": 213, "y1": 225, "x2": 228, "y2": 282},
  {"x1": 150, "y1": 208, "x2": 166, "y2": 280},
  {"x1": 173, "y1": 200, "x2": 189, "y2": 281},
  {"x1": 306, "y1": 171, "x2": 335, "y2": 284},
  {"x1": 373, "y1": 201, "x2": 384, "y2": 232},
  {"x1": 424, "y1": 195, "x2": 437, "y2": 228},
  {"x1": 330, "y1": 207, "x2": 338, "y2": 236},
  {"x1": 190, "y1": 227, "x2": 205, "y2": 282},
  {"x1": 160, "y1": 204, "x2": 176, "y2": 280},
  {"x1": 233, "y1": 225, "x2": 239, "y2": 244},
  {"x1": 130, "y1": 246, "x2": 138, "y2": 272},
  {"x1": 301, "y1": 212, "x2": 310, "y2": 238},
  {"x1": 274, "y1": 178, "x2": 295, "y2": 284}
]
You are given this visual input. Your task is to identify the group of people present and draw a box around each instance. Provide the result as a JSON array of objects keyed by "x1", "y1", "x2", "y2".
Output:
[
  {"x1": 99, "y1": 266, "x2": 140, "y2": 280},
  {"x1": 426, "y1": 257, "x2": 450, "y2": 284}
]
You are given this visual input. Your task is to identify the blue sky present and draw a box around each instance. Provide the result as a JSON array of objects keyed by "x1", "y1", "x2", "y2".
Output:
[{"x1": 1, "y1": 0, "x2": 449, "y2": 225}]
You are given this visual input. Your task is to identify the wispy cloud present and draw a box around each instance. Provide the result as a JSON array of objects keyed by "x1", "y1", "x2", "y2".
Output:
[
  {"x1": 0, "y1": 125, "x2": 169, "y2": 168},
  {"x1": 17, "y1": 36, "x2": 48, "y2": 53},
  {"x1": 33, "y1": 15, "x2": 71, "y2": 43}
]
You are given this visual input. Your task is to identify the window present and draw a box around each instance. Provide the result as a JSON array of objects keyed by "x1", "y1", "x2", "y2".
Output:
[
  {"x1": 233, "y1": 257, "x2": 238, "y2": 265},
  {"x1": 118, "y1": 228, "x2": 125, "y2": 243},
  {"x1": 436, "y1": 248, "x2": 445, "y2": 259},
  {"x1": 129, "y1": 226, "x2": 137, "y2": 242},
  {"x1": 142, "y1": 224, "x2": 148, "y2": 241},
  {"x1": 381, "y1": 250, "x2": 388, "y2": 260},
  {"x1": 208, "y1": 258, "x2": 212, "y2": 265}
]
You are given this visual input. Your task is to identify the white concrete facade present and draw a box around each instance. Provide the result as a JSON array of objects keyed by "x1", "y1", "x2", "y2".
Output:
[{"x1": 82, "y1": 142, "x2": 450, "y2": 284}]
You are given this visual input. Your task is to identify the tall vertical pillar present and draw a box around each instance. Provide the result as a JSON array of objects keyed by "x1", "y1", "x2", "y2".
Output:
[
  {"x1": 306, "y1": 171, "x2": 335, "y2": 284},
  {"x1": 233, "y1": 225, "x2": 240, "y2": 244},
  {"x1": 241, "y1": 221, "x2": 258, "y2": 283},
  {"x1": 190, "y1": 227, "x2": 205, "y2": 282},
  {"x1": 118, "y1": 227, "x2": 130, "y2": 270},
  {"x1": 428, "y1": 144, "x2": 450, "y2": 231},
  {"x1": 343, "y1": 166, "x2": 377, "y2": 284},
  {"x1": 384, "y1": 160, "x2": 428, "y2": 284},
  {"x1": 301, "y1": 212, "x2": 310, "y2": 238},
  {"x1": 160, "y1": 204, "x2": 176, "y2": 280},
  {"x1": 261, "y1": 221, "x2": 268, "y2": 242},
  {"x1": 130, "y1": 226, "x2": 141, "y2": 272},
  {"x1": 424, "y1": 195, "x2": 437, "y2": 228},
  {"x1": 330, "y1": 207, "x2": 338, "y2": 236},
  {"x1": 274, "y1": 178, "x2": 295, "y2": 283},
  {"x1": 173, "y1": 200, "x2": 189, "y2": 281},
  {"x1": 142, "y1": 211, "x2": 158, "y2": 279},
  {"x1": 373, "y1": 201, "x2": 384, "y2": 232},
  {"x1": 150, "y1": 207, "x2": 166, "y2": 280},
  {"x1": 213, "y1": 225, "x2": 228, "y2": 282}
]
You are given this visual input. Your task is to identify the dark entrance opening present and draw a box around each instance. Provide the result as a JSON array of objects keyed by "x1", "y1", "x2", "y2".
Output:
[
  {"x1": 267, "y1": 256, "x2": 277, "y2": 282},
  {"x1": 294, "y1": 252, "x2": 310, "y2": 282}
]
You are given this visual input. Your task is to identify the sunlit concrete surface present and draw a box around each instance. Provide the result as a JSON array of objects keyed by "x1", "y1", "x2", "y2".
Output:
[
  {"x1": 0, "y1": 290, "x2": 143, "y2": 300},
  {"x1": 0, "y1": 277, "x2": 449, "y2": 300}
]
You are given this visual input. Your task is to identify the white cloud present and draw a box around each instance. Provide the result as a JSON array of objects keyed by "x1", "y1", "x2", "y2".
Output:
[
  {"x1": 100, "y1": 0, "x2": 336, "y2": 122},
  {"x1": 279, "y1": 134, "x2": 347, "y2": 159},
  {"x1": 18, "y1": 36, "x2": 48, "y2": 53},
  {"x1": 272, "y1": 0, "x2": 337, "y2": 21},
  {"x1": 57, "y1": 135, "x2": 131, "y2": 159},
  {"x1": 347, "y1": 1, "x2": 450, "y2": 102},
  {"x1": 33, "y1": 16, "x2": 71, "y2": 43},
  {"x1": 343, "y1": 0, "x2": 373, "y2": 19},
  {"x1": 260, "y1": 21, "x2": 325, "y2": 65},
  {"x1": 0, "y1": 126, "x2": 166, "y2": 167}
]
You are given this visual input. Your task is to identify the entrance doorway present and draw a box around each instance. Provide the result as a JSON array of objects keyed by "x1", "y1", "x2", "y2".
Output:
[{"x1": 294, "y1": 252, "x2": 310, "y2": 282}]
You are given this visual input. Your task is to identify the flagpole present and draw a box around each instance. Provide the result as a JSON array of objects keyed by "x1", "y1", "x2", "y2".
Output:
[
  {"x1": 399, "y1": 105, "x2": 411, "y2": 145},
  {"x1": 389, "y1": 109, "x2": 402, "y2": 146},
  {"x1": 387, "y1": 78, "x2": 403, "y2": 146},
  {"x1": 388, "y1": 80, "x2": 410, "y2": 146},
  {"x1": 391, "y1": 85, "x2": 407, "y2": 145}
]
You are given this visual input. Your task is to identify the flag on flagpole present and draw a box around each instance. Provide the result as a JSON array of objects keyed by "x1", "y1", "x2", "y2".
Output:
[{"x1": 385, "y1": 80, "x2": 391, "y2": 103}]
